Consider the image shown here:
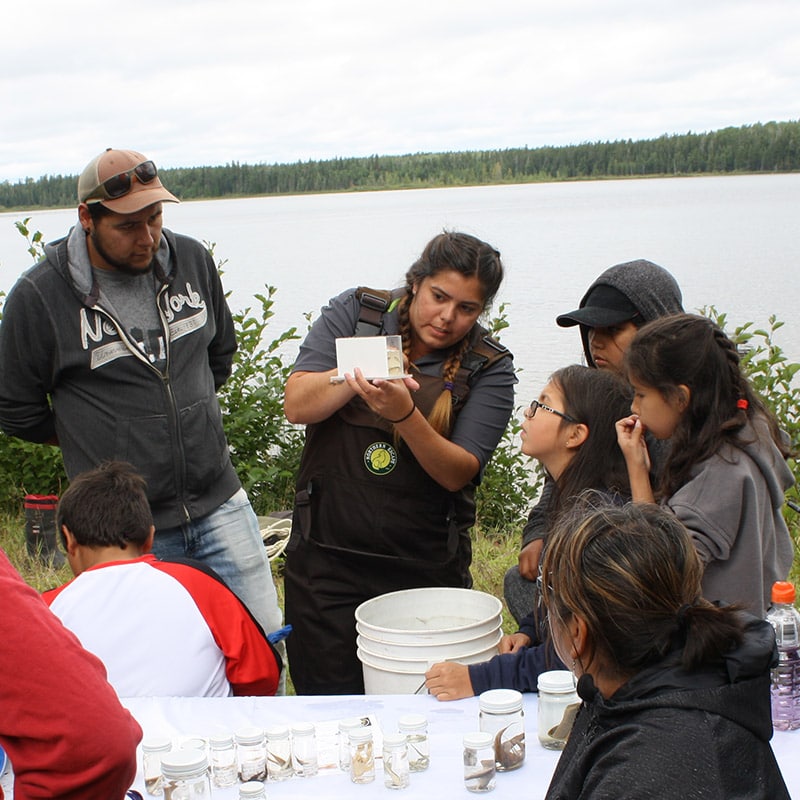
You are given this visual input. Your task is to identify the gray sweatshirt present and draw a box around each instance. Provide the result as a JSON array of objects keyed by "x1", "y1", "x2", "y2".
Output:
[{"x1": 666, "y1": 418, "x2": 795, "y2": 617}]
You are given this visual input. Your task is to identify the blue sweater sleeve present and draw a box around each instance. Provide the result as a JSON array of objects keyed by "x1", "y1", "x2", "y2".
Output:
[{"x1": 467, "y1": 641, "x2": 567, "y2": 695}]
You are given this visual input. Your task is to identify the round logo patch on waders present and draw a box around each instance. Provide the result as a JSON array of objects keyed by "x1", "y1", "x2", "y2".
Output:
[{"x1": 364, "y1": 442, "x2": 398, "y2": 475}]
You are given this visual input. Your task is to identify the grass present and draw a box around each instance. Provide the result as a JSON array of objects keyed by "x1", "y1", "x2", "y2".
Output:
[{"x1": 0, "y1": 512, "x2": 523, "y2": 696}]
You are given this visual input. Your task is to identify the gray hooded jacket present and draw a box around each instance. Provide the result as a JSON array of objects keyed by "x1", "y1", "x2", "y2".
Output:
[{"x1": 577, "y1": 259, "x2": 684, "y2": 366}]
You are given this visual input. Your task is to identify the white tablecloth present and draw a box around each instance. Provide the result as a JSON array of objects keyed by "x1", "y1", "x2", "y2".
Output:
[{"x1": 120, "y1": 693, "x2": 800, "y2": 799}]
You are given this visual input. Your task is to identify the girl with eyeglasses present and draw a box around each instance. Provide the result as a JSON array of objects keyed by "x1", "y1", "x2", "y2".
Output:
[
  {"x1": 425, "y1": 364, "x2": 632, "y2": 700},
  {"x1": 505, "y1": 260, "x2": 685, "y2": 627}
]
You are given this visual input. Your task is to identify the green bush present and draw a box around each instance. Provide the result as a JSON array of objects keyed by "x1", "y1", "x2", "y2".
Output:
[
  {"x1": 218, "y1": 287, "x2": 305, "y2": 514},
  {"x1": 1, "y1": 222, "x2": 796, "y2": 558},
  {"x1": 702, "y1": 307, "x2": 800, "y2": 568}
]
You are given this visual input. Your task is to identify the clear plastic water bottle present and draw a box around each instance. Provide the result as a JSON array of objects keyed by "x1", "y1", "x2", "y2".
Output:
[{"x1": 766, "y1": 581, "x2": 800, "y2": 731}]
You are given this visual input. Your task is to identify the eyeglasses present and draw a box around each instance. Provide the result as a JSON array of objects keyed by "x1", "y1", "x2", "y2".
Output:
[
  {"x1": 84, "y1": 160, "x2": 158, "y2": 202},
  {"x1": 524, "y1": 399, "x2": 578, "y2": 423}
]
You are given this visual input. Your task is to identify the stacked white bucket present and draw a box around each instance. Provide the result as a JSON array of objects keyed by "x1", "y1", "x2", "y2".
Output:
[{"x1": 355, "y1": 587, "x2": 503, "y2": 694}]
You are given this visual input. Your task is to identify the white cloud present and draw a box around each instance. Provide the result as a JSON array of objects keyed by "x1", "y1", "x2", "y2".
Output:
[{"x1": 1, "y1": 0, "x2": 798, "y2": 181}]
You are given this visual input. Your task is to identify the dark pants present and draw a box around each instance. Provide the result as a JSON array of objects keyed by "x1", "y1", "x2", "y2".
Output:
[{"x1": 285, "y1": 538, "x2": 469, "y2": 695}]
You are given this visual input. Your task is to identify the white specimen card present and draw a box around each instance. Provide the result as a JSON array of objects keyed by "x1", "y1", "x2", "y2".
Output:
[{"x1": 334, "y1": 335, "x2": 408, "y2": 381}]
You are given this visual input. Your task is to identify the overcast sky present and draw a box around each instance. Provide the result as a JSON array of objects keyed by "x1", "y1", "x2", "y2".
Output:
[{"x1": 2, "y1": 0, "x2": 798, "y2": 183}]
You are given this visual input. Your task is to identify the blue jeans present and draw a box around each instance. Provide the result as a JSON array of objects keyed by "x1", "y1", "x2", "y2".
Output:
[{"x1": 152, "y1": 487, "x2": 286, "y2": 692}]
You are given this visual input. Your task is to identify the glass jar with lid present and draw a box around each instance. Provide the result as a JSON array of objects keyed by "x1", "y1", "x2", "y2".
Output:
[
  {"x1": 398, "y1": 713, "x2": 429, "y2": 772},
  {"x1": 291, "y1": 721, "x2": 319, "y2": 777},
  {"x1": 208, "y1": 732, "x2": 237, "y2": 788},
  {"x1": 349, "y1": 726, "x2": 375, "y2": 784},
  {"x1": 235, "y1": 726, "x2": 267, "y2": 783},
  {"x1": 266, "y1": 724, "x2": 293, "y2": 780},
  {"x1": 382, "y1": 732, "x2": 410, "y2": 790},
  {"x1": 478, "y1": 688, "x2": 525, "y2": 771},
  {"x1": 337, "y1": 717, "x2": 364, "y2": 772},
  {"x1": 160, "y1": 748, "x2": 211, "y2": 799},
  {"x1": 537, "y1": 670, "x2": 580, "y2": 750},
  {"x1": 463, "y1": 731, "x2": 496, "y2": 793},
  {"x1": 141, "y1": 736, "x2": 172, "y2": 796}
]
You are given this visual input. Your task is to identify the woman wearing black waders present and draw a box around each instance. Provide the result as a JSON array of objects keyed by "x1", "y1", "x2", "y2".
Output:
[{"x1": 283, "y1": 231, "x2": 516, "y2": 694}]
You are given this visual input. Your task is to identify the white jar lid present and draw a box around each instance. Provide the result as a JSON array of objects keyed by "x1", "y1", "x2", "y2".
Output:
[
  {"x1": 291, "y1": 722, "x2": 315, "y2": 736},
  {"x1": 383, "y1": 733, "x2": 407, "y2": 749},
  {"x1": 338, "y1": 716, "x2": 364, "y2": 733},
  {"x1": 209, "y1": 733, "x2": 234, "y2": 748},
  {"x1": 349, "y1": 727, "x2": 374, "y2": 743},
  {"x1": 265, "y1": 725, "x2": 289, "y2": 740},
  {"x1": 160, "y1": 748, "x2": 208, "y2": 779},
  {"x1": 239, "y1": 780, "x2": 266, "y2": 796},
  {"x1": 463, "y1": 731, "x2": 494, "y2": 749},
  {"x1": 478, "y1": 688, "x2": 523, "y2": 713},
  {"x1": 235, "y1": 726, "x2": 264, "y2": 745},
  {"x1": 537, "y1": 669, "x2": 577, "y2": 693},
  {"x1": 142, "y1": 736, "x2": 172, "y2": 753},
  {"x1": 398, "y1": 713, "x2": 427, "y2": 731}
]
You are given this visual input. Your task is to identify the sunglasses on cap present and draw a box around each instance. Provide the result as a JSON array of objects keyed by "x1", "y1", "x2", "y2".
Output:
[{"x1": 84, "y1": 160, "x2": 158, "y2": 202}]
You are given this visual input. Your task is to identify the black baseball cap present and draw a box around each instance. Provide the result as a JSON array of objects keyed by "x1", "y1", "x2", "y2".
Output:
[{"x1": 556, "y1": 284, "x2": 640, "y2": 328}]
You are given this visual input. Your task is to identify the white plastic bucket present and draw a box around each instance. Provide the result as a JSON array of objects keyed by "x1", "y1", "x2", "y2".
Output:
[
  {"x1": 356, "y1": 627, "x2": 502, "y2": 660},
  {"x1": 355, "y1": 587, "x2": 503, "y2": 644},
  {"x1": 358, "y1": 639, "x2": 500, "y2": 694},
  {"x1": 355, "y1": 587, "x2": 503, "y2": 694}
]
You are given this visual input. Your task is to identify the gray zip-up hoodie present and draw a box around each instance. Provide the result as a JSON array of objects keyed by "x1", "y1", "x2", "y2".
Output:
[{"x1": 0, "y1": 226, "x2": 240, "y2": 528}]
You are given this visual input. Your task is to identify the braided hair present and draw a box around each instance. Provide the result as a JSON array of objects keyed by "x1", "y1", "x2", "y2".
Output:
[
  {"x1": 397, "y1": 232, "x2": 503, "y2": 436},
  {"x1": 623, "y1": 313, "x2": 789, "y2": 497}
]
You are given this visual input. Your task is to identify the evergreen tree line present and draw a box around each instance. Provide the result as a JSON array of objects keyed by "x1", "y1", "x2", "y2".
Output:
[{"x1": 2, "y1": 120, "x2": 798, "y2": 210}]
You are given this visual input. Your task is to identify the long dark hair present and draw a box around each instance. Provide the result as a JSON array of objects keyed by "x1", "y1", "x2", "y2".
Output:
[
  {"x1": 548, "y1": 365, "x2": 632, "y2": 516},
  {"x1": 541, "y1": 500, "x2": 744, "y2": 680},
  {"x1": 624, "y1": 313, "x2": 789, "y2": 497},
  {"x1": 396, "y1": 231, "x2": 504, "y2": 436}
]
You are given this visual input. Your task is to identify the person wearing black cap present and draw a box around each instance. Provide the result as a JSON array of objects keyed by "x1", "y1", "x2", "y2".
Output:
[
  {"x1": 556, "y1": 259, "x2": 684, "y2": 373},
  {"x1": 502, "y1": 259, "x2": 684, "y2": 631},
  {"x1": 0, "y1": 149, "x2": 285, "y2": 683}
]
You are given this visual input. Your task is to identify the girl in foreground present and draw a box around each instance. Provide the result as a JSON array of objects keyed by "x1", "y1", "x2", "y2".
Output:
[
  {"x1": 616, "y1": 313, "x2": 794, "y2": 616},
  {"x1": 425, "y1": 365, "x2": 631, "y2": 700},
  {"x1": 541, "y1": 501, "x2": 789, "y2": 800}
]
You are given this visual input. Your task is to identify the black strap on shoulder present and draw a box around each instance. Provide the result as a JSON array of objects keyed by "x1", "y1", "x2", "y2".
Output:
[
  {"x1": 354, "y1": 287, "x2": 402, "y2": 337},
  {"x1": 451, "y1": 327, "x2": 511, "y2": 409}
]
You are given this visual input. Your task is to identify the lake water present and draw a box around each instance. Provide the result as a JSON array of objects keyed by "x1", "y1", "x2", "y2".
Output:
[{"x1": 1, "y1": 174, "x2": 798, "y2": 406}]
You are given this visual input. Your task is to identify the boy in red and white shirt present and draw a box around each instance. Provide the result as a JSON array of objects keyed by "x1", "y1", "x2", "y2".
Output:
[{"x1": 43, "y1": 461, "x2": 282, "y2": 697}]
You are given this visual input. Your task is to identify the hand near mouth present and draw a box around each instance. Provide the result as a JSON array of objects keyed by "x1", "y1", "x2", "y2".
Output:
[{"x1": 615, "y1": 414, "x2": 654, "y2": 502}]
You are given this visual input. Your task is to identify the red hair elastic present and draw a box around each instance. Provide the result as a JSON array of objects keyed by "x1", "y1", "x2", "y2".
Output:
[{"x1": 736, "y1": 398, "x2": 749, "y2": 410}]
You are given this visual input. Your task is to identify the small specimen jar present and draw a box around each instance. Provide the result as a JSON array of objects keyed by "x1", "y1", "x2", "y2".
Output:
[
  {"x1": 160, "y1": 748, "x2": 211, "y2": 799},
  {"x1": 349, "y1": 726, "x2": 375, "y2": 784},
  {"x1": 209, "y1": 732, "x2": 238, "y2": 788},
  {"x1": 266, "y1": 724, "x2": 293, "y2": 780},
  {"x1": 238, "y1": 781, "x2": 267, "y2": 799},
  {"x1": 338, "y1": 717, "x2": 364, "y2": 772},
  {"x1": 463, "y1": 731, "x2": 496, "y2": 793},
  {"x1": 291, "y1": 721, "x2": 319, "y2": 777},
  {"x1": 382, "y1": 732, "x2": 410, "y2": 790},
  {"x1": 478, "y1": 688, "x2": 526, "y2": 771},
  {"x1": 537, "y1": 670, "x2": 580, "y2": 750},
  {"x1": 398, "y1": 713, "x2": 429, "y2": 772},
  {"x1": 141, "y1": 736, "x2": 172, "y2": 796},
  {"x1": 235, "y1": 726, "x2": 267, "y2": 783}
]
